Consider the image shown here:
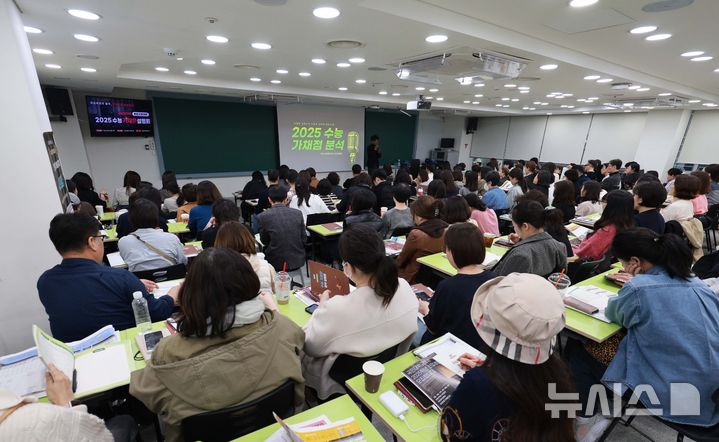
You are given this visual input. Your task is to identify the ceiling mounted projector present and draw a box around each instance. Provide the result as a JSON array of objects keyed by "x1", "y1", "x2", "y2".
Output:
[{"x1": 407, "y1": 95, "x2": 432, "y2": 110}]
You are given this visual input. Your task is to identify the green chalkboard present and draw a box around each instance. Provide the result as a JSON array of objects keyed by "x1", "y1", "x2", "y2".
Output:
[
  {"x1": 153, "y1": 97, "x2": 278, "y2": 175},
  {"x1": 365, "y1": 110, "x2": 418, "y2": 166}
]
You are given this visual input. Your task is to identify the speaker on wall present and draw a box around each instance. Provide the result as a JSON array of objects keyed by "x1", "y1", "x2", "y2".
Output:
[
  {"x1": 466, "y1": 117, "x2": 478, "y2": 134},
  {"x1": 42, "y1": 86, "x2": 74, "y2": 116}
]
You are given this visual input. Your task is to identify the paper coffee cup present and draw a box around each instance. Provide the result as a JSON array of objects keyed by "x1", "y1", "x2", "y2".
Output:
[
  {"x1": 180, "y1": 213, "x2": 190, "y2": 221},
  {"x1": 380, "y1": 206, "x2": 388, "y2": 216},
  {"x1": 362, "y1": 360, "x2": 385, "y2": 393},
  {"x1": 95, "y1": 205, "x2": 104, "y2": 215}
]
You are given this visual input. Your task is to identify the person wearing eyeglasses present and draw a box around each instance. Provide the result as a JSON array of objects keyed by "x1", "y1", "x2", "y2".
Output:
[{"x1": 37, "y1": 213, "x2": 176, "y2": 342}]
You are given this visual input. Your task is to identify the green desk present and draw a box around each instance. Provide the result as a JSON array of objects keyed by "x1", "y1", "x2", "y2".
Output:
[
  {"x1": 277, "y1": 292, "x2": 312, "y2": 328},
  {"x1": 99, "y1": 212, "x2": 116, "y2": 222},
  {"x1": 564, "y1": 268, "x2": 623, "y2": 343},
  {"x1": 346, "y1": 352, "x2": 440, "y2": 442},
  {"x1": 416, "y1": 236, "x2": 511, "y2": 277},
  {"x1": 168, "y1": 221, "x2": 190, "y2": 234},
  {"x1": 234, "y1": 395, "x2": 384, "y2": 441},
  {"x1": 307, "y1": 223, "x2": 343, "y2": 237},
  {"x1": 103, "y1": 226, "x2": 118, "y2": 243}
]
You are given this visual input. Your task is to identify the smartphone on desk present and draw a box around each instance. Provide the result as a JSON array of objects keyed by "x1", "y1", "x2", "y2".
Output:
[
  {"x1": 143, "y1": 331, "x2": 164, "y2": 353},
  {"x1": 305, "y1": 304, "x2": 319, "y2": 314}
]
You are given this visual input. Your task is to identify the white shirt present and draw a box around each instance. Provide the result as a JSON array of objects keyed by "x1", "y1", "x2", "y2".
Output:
[
  {"x1": 661, "y1": 199, "x2": 694, "y2": 222},
  {"x1": 118, "y1": 228, "x2": 187, "y2": 272},
  {"x1": 113, "y1": 187, "x2": 135, "y2": 208},
  {"x1": 289, "y1": 194, "x2": 330, "y2": 226},
  {"x1": 576, "y1": 201, "x2": 603, "y2": 217}
]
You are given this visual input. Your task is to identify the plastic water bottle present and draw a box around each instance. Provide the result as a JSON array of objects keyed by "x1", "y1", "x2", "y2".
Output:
[{"x1": 131, "y1": 291, "x2": 152, "y2": 333}]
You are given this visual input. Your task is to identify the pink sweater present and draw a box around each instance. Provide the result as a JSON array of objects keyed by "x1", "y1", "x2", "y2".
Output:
[
  {"x1": 572, "y1": 224, "x2": 617, "y2": 261},
  {"x1": 692, "y1": 195, "x2": 708, "y2": 215},
  {"x1": 470, "y1": 208, "x2": 499, "y2": 236}
]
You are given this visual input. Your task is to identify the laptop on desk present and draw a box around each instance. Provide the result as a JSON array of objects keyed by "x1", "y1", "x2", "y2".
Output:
[{"x1": 298, "y1": 260, "x2": 351, "y2": 303}]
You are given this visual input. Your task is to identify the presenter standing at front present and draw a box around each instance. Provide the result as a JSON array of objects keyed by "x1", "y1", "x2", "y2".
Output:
[{"x1": 367, "y1": 134, "x2": 381, "y2": 172}]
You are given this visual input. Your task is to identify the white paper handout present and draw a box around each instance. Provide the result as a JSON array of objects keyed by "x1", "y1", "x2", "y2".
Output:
[
  {"x1": 414, "y1": 333, "x2": 485, "y2": 377},
  {"x1": 482, "y1": 252, "x2": 501, "y2": 268},
  {"x1": 152, "y1": 279, "x2": 184, "y2": 299},
  {"x1": 564, "y1": 285, "x2": 618, "y2": 323}
]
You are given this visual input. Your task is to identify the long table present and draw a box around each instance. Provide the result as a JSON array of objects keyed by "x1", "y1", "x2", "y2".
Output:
[{"x1": 416, "y1": 236, "x2": 511, "y2": 277}]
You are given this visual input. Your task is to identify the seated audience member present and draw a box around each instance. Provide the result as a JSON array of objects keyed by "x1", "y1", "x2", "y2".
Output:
[
  {"x1": 255, "y1": 169, "x2": 280, "y2": 215},
  {"x1": 426, "y1": 179, "x2": 447, "y2": 199},
  {"x1": 118, "y1": 199, "x2": 187, "y2": 272},
  {"x1": 552, "y1": 180, "x2": 577, "y2": 223},
  {"x1": 188, "y1": 180, "x2": 222, "y2": 238},
  {"x1": 492, "y1": 200, "x2": 567, "y2": 277},
  {"x1": 705, "y1": 164, "x2": 719, "y2": 206},
  {"x1": 384, "y1": 164, "x2": 395, "y2": 181},
  {"x1": 72, "y1": 172, "x2": 108, "y2": 208},
  {"x1": 336, "y1": 173, "x2": 371, "y2": 213},
  {"x1": 285, "y1": 169, "x2": 299, "y2": 200},
  {"x1": 241, "y1": 171, "x2": 267, "y2": 201},
  {"x1": 441, "y1": 273, "x2": 574, "y2": 442},
  {"x1": 664, "y1": 167, "x2": 683, "y2": 192},
  {"x1": 440, "y1": 195, "x2": 472, "y2": 225},
  {"x1": 633, "y1": 180, "x2": 668, "y2": 234},
  {"x1": 381, "y1": 184, "x2": 414, "y2": 238},
  {"x1": 482, "y1": 172, "x2": 510, "y2": 212},
  {"x1": 662, "y1": 174, "x2": 699, "y2": 222},
  {"x1": 65, "y1": 179, "x2": 80, "y2": 214},
  {"x1": 75, "y1": 202, "x2": 97, "y2": 217},
  {"x1": 159, "y1": 171, "x2": 177, "y2": 200},
  {"x1": 342, "y1": 164, "x2": 362, "y2": 189},
  {"x1": 289, "y1": 177, "x2": 330, "y2": 226},
  {"x1": 573, "y1": 190, "x2": 634, "y2": 261},
  {"x1": 326, "y1": 171, "x2": 344, "y2": 198},
  {"x1": 257, "y1": 186, "x2": 306, "y2": 271},
  {"x1": 372, "y1": 169, "x2": 395, "y2": 213},
  {"x1": 344, "y1": 188, "x2": 382, "y2": 232},
  {"x1": 530, "y1": 170, "x2": 553, "y2": 199},
  {"x1": 175, "y1": 183, "x2": 198, "y2": 222},
  {"x1": 396, "y1": 196, "x2": 448, "y2": 283},
  {"x1": 302, "y1": 225, "x2": 418, "y2": 399},
  {"x1": 130, "y1": 247, "x2": 304, "y2": 441},
  {"x1": 464, "y1": 193, "x2": 499, "y2": 236},
  {"x1": 306, "y1": 167, "x2": 319, "y2": 189},
  {"x1": 459, "y1": 170, "x2": 480, "y2": 197},
  {"x1": 567, "y1": 228, "x2": 719, "y2": 435},
  {"x1": 393, "y1": 170, "x2": 417, "y2": 196},
  {"x1": 38, "y1": 214, "x2": 175, "y2": 341},
  {"x1": 201, "y1": 199, "x2": 241, "y2": 249},
  {"x1": 416, "y1": 169, "x2": 430, "y2": 186},
  {"x1": 517, "y1": 191, "x2": 573, "y2": 258},
  {"x1": 316, "y1": 178, "x2": 338, "y2": 211},
  {"x1": 116, "y1": 187, "x2": 169, "y2": 239},
  {"x1": 215, "y1": 221, "x2": 276, "y2": 293},
  {"x1": 440, "y1": 170, "x2": 459, "y2": 197},
  {"x1": 419, "y1": 223, "x2": 497, "y2": 349},
  {"x1": 601, "y1": 159, "x2": 623, "y2": 191},
  {"x1": 0, "y1": 365, "x2": 135, "y2": 441},
  {"x1": 576, "y1": 180, "x2": 603, "y2": 217},
  {"x1": 523, "y1": 160, "x2": 538, "y2": 182},
  {"x1": 162, "y1": 182, "x2": 181, "y2": 214},
  {"x1": 691, "y1": 170, "x2": 711, "y2": 215},
  {"x1": 622, "y1": 161, "x2": 641, "y2": 190},
  {"x1": 505, "y1": 168, "x2": 527, "y2": 209},
  {"x1": 113, "y1": 170, "x2": 141, "y2": 210},
  {"x1": 453, "y1": 170, "x2": 466, "y2": 190}
]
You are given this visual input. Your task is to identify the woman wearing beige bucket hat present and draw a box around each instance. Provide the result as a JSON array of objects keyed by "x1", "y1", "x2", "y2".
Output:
[{"x1": 439, "y1": 272, "x2": 576, "y2": 441}]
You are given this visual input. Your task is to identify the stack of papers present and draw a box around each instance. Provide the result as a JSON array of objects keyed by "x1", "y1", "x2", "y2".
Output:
[{"x1": 564, "y1": 285, "x2": 618, "y2": 323}]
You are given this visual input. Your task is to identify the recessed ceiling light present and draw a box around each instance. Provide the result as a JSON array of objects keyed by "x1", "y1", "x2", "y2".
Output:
[
  {"x1": 628, "y1": 85, "x2": 641, "y2": 90},
  {"x1": 77, "y1": 54, "x2": 99, "y2": 59},
  {"x1": 582, "y1": 111, "x2": 590, "y2": 114},
  {"x1": 206, "y1": 35, "x2": 229, "y2": 43},
  {"x1": 645, "y1": 33, "x2": 672, "y2": 41},
  {"x1": 584, "y1": 75, "x2": 601, "y2": 80},
  {"x1": 356, "y1": 79, "x2": 367, "y2": 84},
  {"x1": 270, "y1": 79, "x2": 281, "y2": 84},
  {"x1": 504, "y1": 84, "x2": 517, "y2": 88},
  {"x1": 425, "y1": 35, "x2": 448, "y2": 43},
  {"x1": 688, "y1": 99, "x2": 701, "y2": 103},
  {"x1": 276, "y1": 69, "x2": 289, "y2": 74},
  {"x1": 691, "y1": 56, "x2": 713, "y2": 62},
  {"x1": 336, "y1": 62, "x2": 351, "y2": 68},
  {"x1": 429, "y1": 88, "x2": 439, "y2": 92},
  {"x1": 501, "y1": 97, "x2": 510, "y2": 101},
  {"x1": 520, "y1": 90, "x2": 530, "y2": 94},
  {"x1": 80, "y1": 67, "x2": 96, "y2": 73},
  {"x1": 436, "y1": 97, "x2": 444, "y2": 101},
  {"x1": 463, "y1": 100, "x2": 471, "y2": 104},
  {"x1": 312, "y1": 58, "x2": 326, "y2": 64},
  {"x1": 569, "y1": 0, "x2": 598, "y2": 7},
  {"x1": 658, "y1": 92, "x2": 672, "y2": 96},
  {"x1": 425, "y1": 96, "x2": 434, "y2": 100},
  {"x1": 250, "y1": 77, "x2": 261, "y2": 82},
  {"x1": 473, "y1": 101, "x2": 480, "y2": 104},
  {"x1": 495, "y1": 104, "x2": 503, "y2": 107},
  {"x1": 298, "y1": 72, "x2": 311, "y2": 77},
  {"x1": 313, "y1": 7, "x2": 340, "y2": 19},
  {"x1": 623, "y1": 103, "x2": 634, "y2": 106},
  {"x1": 560, "y1": 105, "x2": 569, "y2": 108},
  {"x1": 523, "y1": 107, "x2": 529, "y2": 110},
  {"x1": 715, "y1": 68, "x2": 719, "y2": 73},
  {"x1": 540, "y1": 64, "x2": 558, "y2": 70},
  {"x1": 201, "y1": 59, "x2": 216, "y2": 65},
  {"x1": 338, "y1": 87, "x2": 348, "y2": 91},
  {"x1": 533, "y1": 101, "x2": 541, "y2": 104},
  {"x1": 511, "y1": 98, "x2": 519, "y2": 102},
  {"x1": 563, "y1": 93, "x2": 574, "y2": 97},
  {"x1": 518, "y1": 86, "x2": 530, "y2": 90},
  {"x1": 348, "y1": 57, "x2": 365, "y2": 64},
  {"x1": 624, "y1": 110, "x2": 632, "y2": 112},
  {"x1": 503, "y1": 105, "x2": 510, "y2": 108},
  {"x1": 546, "y1": 94, "x2": 555, "y2": 98},
  {"x1": 416, "y1": 87, "x2": 425, "y2": 91},
  {"x1": 45, "y1": 64, "x2": 61, "y2": 69},
  {"x1": 596, "y1": 78, "x2": 613, "y2": 83},
  {"x1": 529, "y1": 107, "x2": 536, "y2": 110},
  {"x1": 24, "y1": 26, "x2": 43, "y2": 34},
  {"x1": 379, "y1": 91, "x2": 388, "y2": 95},
  {"x1": 474, "y1": 94, "x2": 483, "y2": 98},
  {"x1": 541, "y1": 102, "x2": 549, "y2": 105},
  {"x1": 392, "y1": 92, "x2": 400, "y2": 96},
  {"x1": 184, "y1": 70, "x2": 197, "y2": 75},
  {"x1": 703, "y1": 103, "x2": 718, "y2": 107},
  {"x1": 474, "y1": 83, "x2": 485, "y2": 87},
  {"x1": 176, "y1": 57, "x2": 184, "y2": 61},
  {"x1": 636, "y1": 87, "x2": 650, "y2": 92},
  {"x1": 67, "y1": 9, "x2": 101, "y2": 20},
  {"x1": 155, "y1": 67, "x2": 169, "y2": 72},
  {"x1": 681, "y1": 51, "x2": 704, "y2": 57},
  {"x1": 251, "y1": 42, "x2": 272, "y2": 50},
  {"x1": 577, "y1": 98, "x2": 586, "y2": 102},
  {"x1": 630, "y1": 26, "x2": 657, "y2": 34},
  {"x1": 588, "y1": 97, "x2": 599, "y2": 100},
  {"x1": 32, "y1": 48, "x2": 53, "y2": 55},
  {"x1": 74, "y1": 34, "x2": 100, "y2": 42}
]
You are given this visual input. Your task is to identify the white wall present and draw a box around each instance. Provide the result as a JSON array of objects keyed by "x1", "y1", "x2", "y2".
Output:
[
  {"x1": 441, "y1": 115, "x2": 473, "y2": 165},
  {"x1": 0, "y1": 0, "x2": 59, "y2": 353},
  {"x1": 414, "y1": 112, "x2": 444, "y2": 160}
]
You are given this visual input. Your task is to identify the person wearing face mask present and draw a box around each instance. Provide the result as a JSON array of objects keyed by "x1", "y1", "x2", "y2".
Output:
[
  {"x1": 566, "y1": 228, "x2": 719, "y2": 437},
  {"x1": 301, "y1": 225, "x2": 419, "y2": 400},
  {"x1": 491, "y1": 200, "x2": 567, "y2": 277}
]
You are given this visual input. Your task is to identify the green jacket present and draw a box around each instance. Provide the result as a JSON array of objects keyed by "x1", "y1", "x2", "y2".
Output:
[{"x1": 130, "y1": 311, "x2": 305, "y2": 442}]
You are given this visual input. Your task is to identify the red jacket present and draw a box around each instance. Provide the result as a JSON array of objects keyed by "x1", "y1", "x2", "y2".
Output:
[{"x1": 572, "y1": 224, "x2": 616, "y2": 261}]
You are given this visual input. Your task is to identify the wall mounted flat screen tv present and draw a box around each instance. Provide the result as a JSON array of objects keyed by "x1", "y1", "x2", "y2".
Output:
[{"x1": 86, "y1": 96, "x2": 154, "y2": 137}]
